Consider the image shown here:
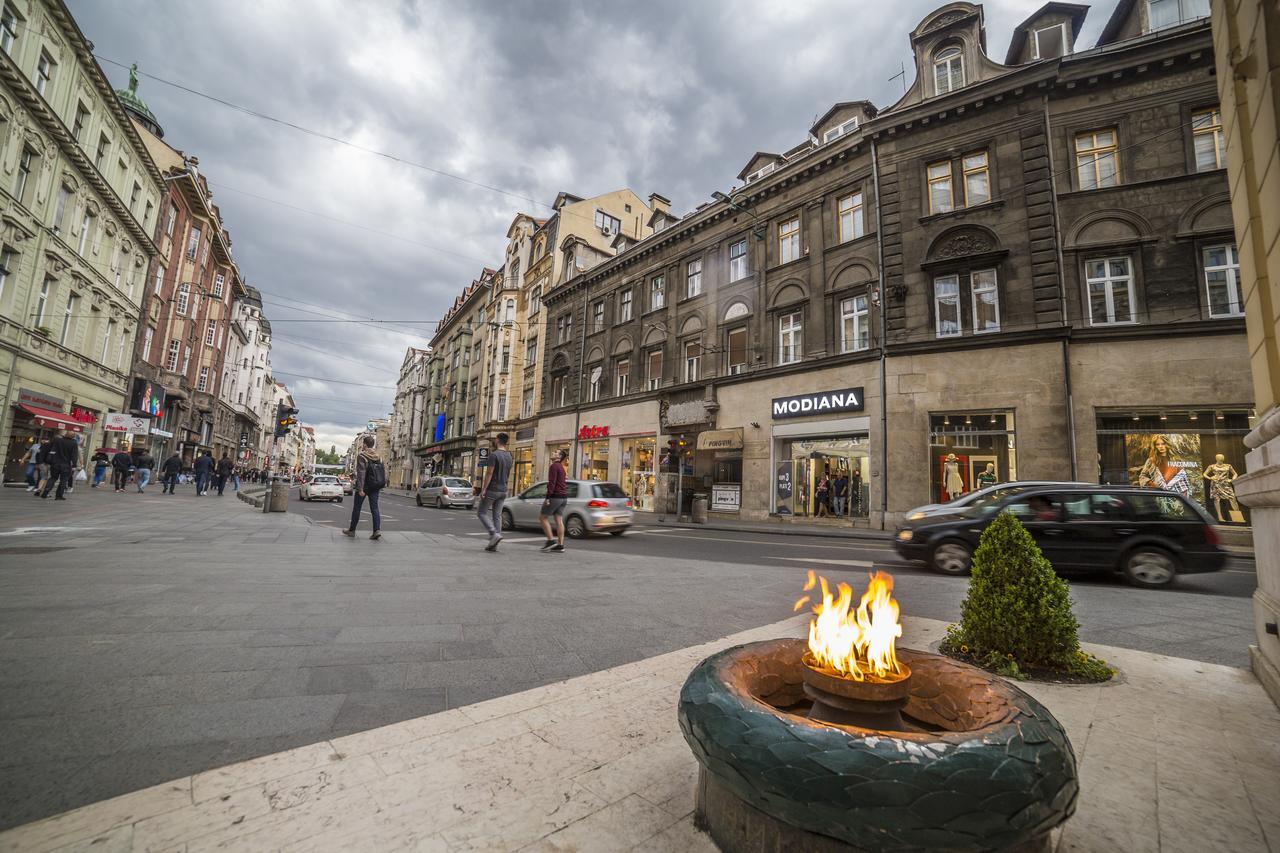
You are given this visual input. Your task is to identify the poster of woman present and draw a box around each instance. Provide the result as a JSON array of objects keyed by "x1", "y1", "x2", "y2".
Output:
[{"x1": 1126, "y1": 433, "x2": 1204, "y2": 504}]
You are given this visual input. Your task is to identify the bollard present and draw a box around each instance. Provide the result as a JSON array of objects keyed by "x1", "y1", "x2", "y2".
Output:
[
  {"x1": 268, "y1": 481, "x2": 290, "y2": 512},
  {"x1": 692, "y1": 494, "x2": 708, "y2": 524}
]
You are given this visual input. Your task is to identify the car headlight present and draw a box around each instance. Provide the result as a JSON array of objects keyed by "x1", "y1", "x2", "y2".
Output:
[
  {"x1": 908, "y1": 512, "x2": 926, "y2": 521},
  {"x1": 897, "y1": 529, "x2": 914, "y2": 542}
]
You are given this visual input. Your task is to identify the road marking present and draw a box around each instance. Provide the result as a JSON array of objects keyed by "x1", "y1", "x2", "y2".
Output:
[
  {"x1": 0, "y1": 526, "x2": 100, "y2": 537},
  {"x1": 772, "y1": 557, "x2": 877, "y2": 568},
  {"x1": 625, "y1": 530, "x2": 892, "y2": 551}
]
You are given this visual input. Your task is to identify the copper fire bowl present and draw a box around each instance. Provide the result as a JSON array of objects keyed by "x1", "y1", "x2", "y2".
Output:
[{"x1": 801, "y1": 651, "x2": 913, "y2": 702}]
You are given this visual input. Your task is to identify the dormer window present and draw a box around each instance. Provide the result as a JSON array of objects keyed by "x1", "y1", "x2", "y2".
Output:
[
  {"x1": 933, "y1": 47, "x2": 964, "y2": 95},
  {"x1": 1032, "y1": 24, "x2": 1067, "y2": 59},
  {"x1": 745, "y1": 162, "x2": 776, "y2": 184},
  {"x1": 822, "y1": 118, "x2": 859, "y2": 144},
  {"x1": 1147, "y1": 0, "x2": 1209, "y2": 31}
]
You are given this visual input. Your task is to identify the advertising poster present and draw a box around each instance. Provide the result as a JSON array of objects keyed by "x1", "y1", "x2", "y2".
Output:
[{"x1": 1126, "y1": 433, "x2": 1203, "y2": 504}]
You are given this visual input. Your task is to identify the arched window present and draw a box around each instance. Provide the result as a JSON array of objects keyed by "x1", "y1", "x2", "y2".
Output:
[
  {"x1": 504, "y1": 298, "x2": 515, "y2": 323},
  {"x1": 934, "y1": 47, "x2": 964, "y2": 95}
]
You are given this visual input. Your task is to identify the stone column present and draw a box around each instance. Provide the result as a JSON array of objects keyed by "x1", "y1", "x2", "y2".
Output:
[{"x1": 1213, "y1": 0, "x2": 1280, "y2": 708}]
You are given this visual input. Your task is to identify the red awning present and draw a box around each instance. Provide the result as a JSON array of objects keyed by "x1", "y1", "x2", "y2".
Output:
[{"x1": 17, "y1": 404, "x2": 87, "y2": 433}]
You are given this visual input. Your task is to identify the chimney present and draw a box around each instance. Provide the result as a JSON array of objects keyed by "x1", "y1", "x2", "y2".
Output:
[{"x1": 648, "y1": 193, "x2": 671, "y2": 217}]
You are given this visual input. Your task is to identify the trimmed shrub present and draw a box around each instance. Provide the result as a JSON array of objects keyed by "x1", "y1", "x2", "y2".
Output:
[{"x1": 941, "y1": 511, "x2": 1112, "y2": 681}]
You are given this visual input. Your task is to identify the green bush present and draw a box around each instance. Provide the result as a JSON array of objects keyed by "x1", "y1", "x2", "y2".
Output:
[{"x1": 941, "y1": 511, "x2": 1112, "y2": 681}]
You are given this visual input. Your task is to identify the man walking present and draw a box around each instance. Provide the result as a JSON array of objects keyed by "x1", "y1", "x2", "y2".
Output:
[
  {"x1": 110, "y1": 445, "x2": 133, "y2": 493},
  {"x1": 475, "y1": 433, "x2": 513, "y2": 552},
  {"x1": 135, "y1": 448, "x2": 154, "y2": 493},
  {"x1": 343, "y1": 435, "x2": 385, "y2": 540},
  {"x1": 38, "y1": 430, "x2": 79, "y2": 500},
  {"x1": 23, "y1": 439, "x2": 42, "y2": 491},
  {"x1": 540, "y1": 448, "x2": 569, "y2": 553},
  {"x1": 833, "y1": 471, "x2": 849, "y2": 518},
  {"x1": 160, "y1": 451, "x2": 183, "y2": 494},
  {"x1": 193, "y1": 451, "x2": 215, "y2": 495},
  {"x1": 215, "y1": 453, "x2": 234, "y2": 496}
]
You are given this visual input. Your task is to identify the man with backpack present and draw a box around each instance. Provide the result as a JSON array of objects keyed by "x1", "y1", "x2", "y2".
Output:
[
  {"x1": 38, "y1": 430, "x2": 80, "y2": 500},
  {"x1": 343, "y1": 434, "x2": 384, "y2": 540}
]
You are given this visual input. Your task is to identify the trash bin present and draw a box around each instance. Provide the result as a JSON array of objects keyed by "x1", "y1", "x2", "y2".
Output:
[
  {"x1": 692, "y1": 493, "x2": 708, "y2": 524},
  {"x1": 267, "y1": 481, "x2": 290, "y2": 512}
]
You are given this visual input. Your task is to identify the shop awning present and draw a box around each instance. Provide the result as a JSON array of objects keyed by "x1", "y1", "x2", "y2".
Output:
[
  {"x1": 16, "y1": 404, "x2": 87, "y2": 433},
  {"x1": 697, "y1": 428, "x2": 744, "y2": 451}
]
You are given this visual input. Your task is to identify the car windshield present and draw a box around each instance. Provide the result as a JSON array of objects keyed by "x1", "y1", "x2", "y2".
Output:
[
  {"x1": 969, "y1": 486, "x2": 1029, "y2": 515},
  {"x1": 593, "y1": 483, "x2": 626, "y2": 498},
  {"x1": 313, "y1": 476, "x2": 338, "y2": 484},
  {"x1": 446, "y1": 478, "x2": 471, "y2": 488}
]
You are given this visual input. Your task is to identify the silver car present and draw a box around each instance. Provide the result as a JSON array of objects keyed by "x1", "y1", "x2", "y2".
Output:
[
  {"x1": 501, "y1": 480, "x2": 634, "y2": 538},
  {"x1": 416, "y1": 475, "x2": 476, "y2": 509},
  {"x1": 903, "y1": 481, "x2": 1091, "y2": 521}
]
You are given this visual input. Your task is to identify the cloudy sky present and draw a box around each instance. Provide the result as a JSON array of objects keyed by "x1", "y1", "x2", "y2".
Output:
[{"x1": 70, "y1": 0, "x2": 1115, "y2": 452}]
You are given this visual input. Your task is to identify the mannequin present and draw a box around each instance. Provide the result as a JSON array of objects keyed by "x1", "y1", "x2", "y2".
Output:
[
  {"x1": 943, "y1": 453, "x2": 965, "y2": 500},
  {"x1": 977, "y1": 462, "x2": 997, "y2": 489},
  {"x1": 1202, "y1": 453, "x2": 1242, "y2": 522}
]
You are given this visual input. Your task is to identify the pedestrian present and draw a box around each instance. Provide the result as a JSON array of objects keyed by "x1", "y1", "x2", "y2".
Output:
[
  {"x1": 193, "y1": 451, "x2": 215, "y2": 495},
  {"x1": 539, "y1": 448, "x2": 569, "y2": 553},
  {"x1": 160, "y1": 451, "x2": 182, "y2": 494},
  {"x1": 38, "y1": 430, "x2": 79, "y2": 500},
  {"x1": 135, "y1": 448, "x2": 154, "y2": 493},
  {"x1": 475, "y1": 433, "x2": 513, "y2": 552},
  {"x1": 833, "y1": 471, "x2": 849, "y2": 518},
  {"x1": 23, "y1": 440, "x2": 42, "y2": 491},
  {"x1": 215, "y1": 453, "x2": 234, "y2": 496},
  {"x1": 232, "y1": 465, "x2": 241, "y2": 491},
  {"x1": 90, "y1": 449, "x2": 109, "y2": 488},
  {"x1": 343, "y1": 435, "x2": 384, "y2": 540},
  {"x1": 815, "y1": 472, "x2": 830, "y2": 518},
  {"x1": 110, "y1": 446, "x2": 133, "y2": 492}
]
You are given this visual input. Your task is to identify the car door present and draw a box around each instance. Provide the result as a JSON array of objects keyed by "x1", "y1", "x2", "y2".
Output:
[
  {"x1": 999, "y1": 492, "x2": 1082, "y2": 570},
  {"x1": 1064, "y1": 492, "x2": 1137, "y2": 573},
  {"x1": 511, "y1": 482, "x2": 547, "y2": 528}
]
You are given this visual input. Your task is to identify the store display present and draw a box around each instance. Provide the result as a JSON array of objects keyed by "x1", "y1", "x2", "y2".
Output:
[
  {"x1": 942, "y1": 453, "x2": 966, "y2": 501},
  {"x1": 1203, "y1": 454, "x2": 1243, "y2": 523},
  {"x1": 1128, "y1": 433, "x2": 1202, "y2": 502},
  {"x1": 977, "y1": 462, "x2": 998, "y2": 489}
]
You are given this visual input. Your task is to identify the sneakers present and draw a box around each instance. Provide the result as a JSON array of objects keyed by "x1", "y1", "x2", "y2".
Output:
[
  {"x1": 484, "y1": 535, "x2": 502, "y2": 552},
  {"x1": 540, "y1": 539, "x2": 555, "y2": 551},
  {"x1": 550, "y1": 543, "x2": 565, "y2": 553},
  {"x1": 341, "y1": 529, "x2": 355, "y2": 538},
  {"x1": 370, "y1": 531, "x2": 381, "y2": 541}
]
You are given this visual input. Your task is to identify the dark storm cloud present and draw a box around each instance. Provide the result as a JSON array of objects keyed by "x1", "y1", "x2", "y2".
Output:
[{"x1": 69, "y1": 0, "x2": 1116, "y2": 450}]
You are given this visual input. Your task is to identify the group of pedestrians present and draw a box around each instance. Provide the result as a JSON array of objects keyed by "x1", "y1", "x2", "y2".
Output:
[
  {"x1": 23, "y1": 430, "x2": 81, "y2": 500},
  {"x1": 22, "y1": 435, "x2": 247, "y2": 501},
  {"x1": 475, "y1": 433, "x2": 567, "y2": 553},
  {"x1": 813, "y1": 469, "x2": 862, "y2": 518}
]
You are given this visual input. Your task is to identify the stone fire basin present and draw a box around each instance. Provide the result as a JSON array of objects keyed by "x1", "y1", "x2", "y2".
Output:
[{"x1": 678, "y1": 638, "x2": 1078, "y2": 853}]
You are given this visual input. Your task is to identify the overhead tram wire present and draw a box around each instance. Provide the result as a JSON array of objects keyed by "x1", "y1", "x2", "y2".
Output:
[{"x1": 269, "y1": 370, "x2": 394, "y2": 389}]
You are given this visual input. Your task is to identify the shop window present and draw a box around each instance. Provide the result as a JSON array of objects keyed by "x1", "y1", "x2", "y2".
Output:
[
  {"x1": 778, "y1": 217, "x2": 800, "y2": 264},
  {"x1": 1203, "y1": 244, "x2": 1242, "y2": 318},
  {"x1": 840, "y1": 295, "x2": 870, "y2": 352},
  {"x1": 684, "y1": 341, "x2": 701, "y2": 382},
  {"x1": 775, "y1": 435, "x2": 870, "y2": 518},
  {"x1": 778, "y1": 310, "x2": 802, "y2": 364},
  {"x1": 1085, "y1": 256, "x2": 1135, "y2": 325},
  {"x1": 1096, "y1": 410, "x2": 1250, "y2": 524},
  {"x1": 729, "y1": 239, "x2": 749, "y2": 281},
  {"x1": 647, "y1": 347, "x2": 663, "y2": 390},
  {"x1": 1192, "y1": 108, "x2": 1225, "y2": 172},
  {"x1": 579, "y1": 440, "x2": 608, "y2": 481},
  {"x1": 1075, "y1": 129, "x2": 1119, "y2": 189},
  {"x1": 727, "y1": 327, "x2": 748, "y2": 374},
  {"x1": 929, "y1": 411, "x2": 1018, "y2": 504},
  {"x1": 934, "y1": 275, "x2": 962, "y2": 337},
  {"x1": 621, "y1": 437, "x2": 657, "y2": 510},
  {"x1": 838, "y1": 192, "x2": 864, "y2": 242}
]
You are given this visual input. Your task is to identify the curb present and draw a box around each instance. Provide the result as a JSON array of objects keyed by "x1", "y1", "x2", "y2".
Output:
[{"x1": 638, "y1": 519, "x2": 896, "y2": 543}]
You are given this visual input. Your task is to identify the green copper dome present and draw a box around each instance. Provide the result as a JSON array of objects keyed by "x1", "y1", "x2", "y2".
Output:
[{"x1": 116, "y1": 63, "x2": 164, "y2": 138}]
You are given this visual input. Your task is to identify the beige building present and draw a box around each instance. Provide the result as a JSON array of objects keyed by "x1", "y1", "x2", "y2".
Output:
[
  {"x1": 0, "y1": 0, "x2": 163, "y2": 480},
  {"x1": 1212, "y1": 0, "x2": 1280, "y2": 705},
  {"x1": 388, "y1": 346, "x2": 428, "y2": 489}
]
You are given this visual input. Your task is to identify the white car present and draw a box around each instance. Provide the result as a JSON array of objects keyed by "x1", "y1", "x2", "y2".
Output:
[{"x1": 300, "y1": 475, "x2": 344, "y2": 502}]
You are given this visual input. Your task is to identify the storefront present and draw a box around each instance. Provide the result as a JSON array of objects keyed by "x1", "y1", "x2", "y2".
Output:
[
  {"x1": 621, "y1": 436, "x2": 658, "y2": 511},
  {"x1": 697, "y1": 429, "x2": 743, "y2": 514},
  {"x1": 769, "y1": 388, "x2": 871, "y2": 518},
  {"x1": 1096, "y1": 408, "x2": 1252, "y2": 525},
  {"x1": 511, "y1": 443, "x2": 535, "y2": 493},
  {"x1": 929, "y1": 410, "x2": 1018, "y2": 504},
  {"x1": 3, "y1": 388, "x2": 90, "y2": 483},
  {"x1": 578, "y1": 425, "x2": 610, "y2": 481}
]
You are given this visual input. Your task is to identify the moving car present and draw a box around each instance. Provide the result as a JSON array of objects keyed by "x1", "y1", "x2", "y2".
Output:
[
  {"x1": 903, "y1": 481, "x2": 1090, "y2": 521},
  {"x1": 339, "y1": 476, "x2": 353, "y2": 495},
  {"x1": 502, "y1": 480, "x2": 634, "y2": 538},
  {"x1": 300, "y1": 475, "x2": 343, "y2": 503},
  {"x1": 893, "y1": 485, "x2": 1226, "y2": 588},
  {"x1": 417, "y1": 476, "x2": 475, "y2": 509}
]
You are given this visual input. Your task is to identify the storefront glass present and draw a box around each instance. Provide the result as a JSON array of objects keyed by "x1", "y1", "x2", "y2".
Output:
[
  {"x1": 1096, "y1": 409, "x2": 1251, "y2": 525},
  {"x1": 929, "y1": 411, "x2": 1018, "y2": 504},
  {"x1": 579, "y1": 440, "x2": 609, "y2": 481},
  {"x1": 620, "y1": 437, "x2": 656, "y2": 510},
  {"x1": 775, "y1": 435, "x2": 870, "y2": 518},
  {"x1": 512, "y1": 445, "x2": 534, "y2": 493}
]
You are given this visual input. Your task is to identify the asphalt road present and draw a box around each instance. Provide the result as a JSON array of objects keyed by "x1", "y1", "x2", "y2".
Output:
[{"x1": 292, "y1": 486, "x2": 1259, "y2": 601}]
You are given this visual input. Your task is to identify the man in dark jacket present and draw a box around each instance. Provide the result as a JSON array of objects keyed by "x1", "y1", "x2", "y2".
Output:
[
  {"x1": 215, "y1": 453, "x2": 234, "y2": 496},
  {"x1": 343, "y1": 435, "x2": 384, "y2": 540},
  {"x1": 193, "y1": 451, "x2": 215, "y2": 495},
  {"x1": 110, "y1": 445, "x2": 133, "y2": 492},
  {"x1": 135, "y1": 449, "x2": 155, "y2": 493},
  {"x1": 90, "y1": 450, "x2": 110, "y2": 488},
  {"x1": 160, "y1": 452, "x2": 183, "y2": 494},
  {"x1": 39, "y1": 431, "x2": 80, "y2": 500}
]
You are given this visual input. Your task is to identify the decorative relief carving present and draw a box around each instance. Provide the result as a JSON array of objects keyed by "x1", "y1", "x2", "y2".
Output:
[
  {"x1": 924, "y1": 10, "x2": 967, "y2": 32},
  {"x1": 935, "y1": 233, "x2": 993, "y2": 259}
]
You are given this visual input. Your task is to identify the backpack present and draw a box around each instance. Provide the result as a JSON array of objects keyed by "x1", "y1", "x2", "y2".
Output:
[
  {"x1": 364, "y1": 459, "x2": 387, "y2": 491},
  {"x1": 36, "y1": 443, "x2": 51, "y2": 464}
]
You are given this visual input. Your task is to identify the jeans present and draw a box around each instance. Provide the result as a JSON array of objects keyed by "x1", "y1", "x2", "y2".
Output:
[
  {"x1": 833, "y1": 496, "x2": 846, "y2": 517},
  {"x1": 349, "y1": 489, "x2": 381, "y2": 531},
  {"x1": 41, "y1": 464, "x2": 71, "y2": 498},
  {"x1": 92, "y1": 465, "x2": 107, "y2": 487},
  {"x1": 137, "y1": 469, "x2": 151, "y2": 491},
  {"x1": 25, "y1": 463, "x2": 38, "y2": 488},
  {"x1": 196, "y1": 472, "x2": 211, "y2": 493},
  {"x1": 477, "y1": 493, "x2": 505, "y2": 538},
  {"x1": 233, "y1": 474, "x2": 240, "y2": 491},
  {"x1": 112, "y1": 468, "x2": 129, "y2": 491},
  {"x1": 163, "y1": 472, "x2": 178, "y2": 494}
]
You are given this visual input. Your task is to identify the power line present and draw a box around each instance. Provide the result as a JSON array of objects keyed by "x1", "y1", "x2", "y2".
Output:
[{"x1": 270, "y1": 370, "x2": 394, "y2": 388}]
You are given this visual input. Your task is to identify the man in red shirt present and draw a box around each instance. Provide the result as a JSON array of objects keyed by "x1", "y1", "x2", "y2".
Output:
[{"x1": 540, "y1": 449, "x2": 569, "y2": 552}]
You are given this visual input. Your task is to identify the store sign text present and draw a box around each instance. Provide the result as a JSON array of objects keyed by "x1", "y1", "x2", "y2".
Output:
[
  {"x1": 579, "y1": 425, "x2": 609, "y2": 439},
  {"x1": 771, "y1": 388, "x2": 865, "y2": 420}
]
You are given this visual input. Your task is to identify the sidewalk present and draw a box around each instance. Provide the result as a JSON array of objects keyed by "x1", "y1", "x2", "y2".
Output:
[{"x1": 1, "y1": 613, "x2": 1275, "y2": 852}]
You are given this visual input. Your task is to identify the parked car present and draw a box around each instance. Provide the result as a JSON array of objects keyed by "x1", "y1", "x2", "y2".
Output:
[
  {"x1": 903, "y1": 480, "x2": 1090, "y2": 521},
  {"x1": 417, "y1": 476, "x2": 475, "y2": 509},
  {"x1": 339, "y1": 476, "x2": 353, "y2": 495},
  {"x1": 502, "y1": 480, "x2": 634, "y2": 538},
  {"x1": 300, "y1": 475, "x2": 343, "y2": 503},
  {"x1": 893, "y1": 485, "x2": 1226, "y2": 588}
]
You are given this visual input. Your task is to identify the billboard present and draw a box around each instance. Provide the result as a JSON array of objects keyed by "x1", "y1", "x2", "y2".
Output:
[
  {"x1": 1126, "y1": 432, "x2": 1204, "y2": 503},
  {"x1": 129, "y1": 378, "x2": 165, "y2": 418}
]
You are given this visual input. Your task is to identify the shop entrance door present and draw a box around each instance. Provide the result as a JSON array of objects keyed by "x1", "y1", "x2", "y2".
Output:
[{"x1": 777, "y1": 436, "x2": 870, "y2": 518}]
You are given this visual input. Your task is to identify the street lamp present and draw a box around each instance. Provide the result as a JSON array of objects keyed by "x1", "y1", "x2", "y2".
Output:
[{"x1": 712, "y1": 191, "x2": 767, "y2": 240}]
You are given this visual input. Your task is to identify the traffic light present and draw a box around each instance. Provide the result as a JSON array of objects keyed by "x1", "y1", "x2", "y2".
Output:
[{"x1": 275, "y1": 402, "x2": 299, "y2": 437}]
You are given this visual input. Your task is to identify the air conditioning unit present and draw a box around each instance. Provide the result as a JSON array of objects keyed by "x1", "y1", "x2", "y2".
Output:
[{"x1": 601, "y1": 224, "x2": 616, "y2": 236}]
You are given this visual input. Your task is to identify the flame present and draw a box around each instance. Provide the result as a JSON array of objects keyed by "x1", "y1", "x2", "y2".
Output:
[{"x1": 799, "y1": 570, "x2": 904, "y2": 682}]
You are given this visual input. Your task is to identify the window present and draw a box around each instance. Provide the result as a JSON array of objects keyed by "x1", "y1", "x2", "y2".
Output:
[
  {"x1": 153, "y1": 264, "x2": 165, "y2": 296},
  {"x1": 116, "y1": 330, "x2": 127, "y2": 371},
  {"x1": 176, "y1": 283, "x2": 190, "y2": 315},
  {"x1": 963, "y1": 152, "x2": 990, "y2": 206},
  {"x1": 0, "y1": 4, "x2": 16, "y2": 54},
  {"x1": 525, "y1": 335, "x2": 538, "y2": 370},
  {"x1": 615, "y1": 358, "x2": 630, "y2": 396},
  {"x1": 650, "y1": 275, "x2": 665, "y2": 310},
  {"x1": 143, "y1": 200, "x2": 153, "y2": 230},
  {"x1": 840, "y1": 295, "x2": 870, "y2": 352},
  {"x1": 823, "y1": 117, "x2": 859, "y2": 144},
  {"x1": 556, "y1": 313, "x2": 572, "y2": 344},
  {"x1": 52, "y1": 184, "x2": 70, "y2": 233},
  {"x1": 927, "y1": 161, "x2": 954, "y2": 214},
  {"x1": 687, "y1": 259, "x2": 702, "y2": 298},
  {"x1": 1204, "y1": 244, "x2": 1242, "y2": 317},
  {"x1": 592, "y1": 299, "x2": 605, "y2": 332},
  {"x1": 647, "y1": 348, "x2": 663, "y2": 390},
  {"x1": 72, "y1": 102, "x2": 89, "y2": 143},
  {"x1": 619, "y1": 288, "x2": 633, "y2": 322},
  {"x1": 745, "y1": 162, "x2": 776, "y2": 183},
  {"x1": 186, "y1": 224, "x2": 201, "y2": 260},
  {"x1": 1147, "y1": 0, "x2": 1210, "y2": 31},
  {"x1": 971, "y1": 269, "x2": 1000, "y2": 333},
  {"x1": 838, "y1": 192, "x2": 864, "y2": 242},
  {"x1": 197, "y1": 366, "x2": 209, "y2": 392},
  {"x1": 199, "y1": 232, "x2": 210, "y2": 267},
  {"x1": 934, "y1": 46, "x2": 964, "y2": 94},
  {"x1": 729, "y1": 239, "x2": 749, "y2": 281},
  {"x1": 522, "y1": 388, "x2": 535, "y2": 418},
  {"x1": 60, "y1": 293, "x2": 77, "y2": 345},
  {"x1": 165, "y1": 339, "x2": 180, "y2": 371},
  {"x1": 587, "y1": 365, "x2": 604, "y2": 402},
  {"x1": 1076, "y1": 129, "x2": 1119, "y2": 189},
  {"x1": 35, "y1": 51, "x2": 54, "y2": 97},
  {"x1": 778, "y1": 217, "x2": 800, "y2": 264},
  {"x1": 35, "y1": 278, "x2": 49, "y2": 326},
  {"x1": 778, "y1": 311, "x2": 802, "y2": 364},
  {"x1": 528, "y1": 286, "x2": 541, "y2": 315},
  {"x1": 501, "y1": 344, "x2": 510, "y2": 372},
  {"x1": 0, "y1": 247, "x2": 12, "y2": 301},
  {"x1": 12, "y1": 146, "x2": 43, "y2": 209},
  {"x1": 727, "y1": 327, "x2": 748, "y2": 374},
  {"x1": 684, "y1": 341, "x2": 702, "y2": 382},
  {"x1": 131, "y1": 182, "x2": 143, "y2": 211},
  {"x1": 934, "y1": 275, "x2": 962, "y2": 337},
  {"x1": 165, "y1": 203, "x2": 177, "y2": 237},
  {"x1": 1032, "y1": 24, "x2": 1066, "y2": 59},
  {"x1": 205, "y1": 320, "x2": 217, "y2": 345},
  {"x1": 1085, "y1": 257, "x2": 1135, "y2": 325},
  {"x1": 181, "y1": 345, "x2": 191, "y2": 375},
  {"x1": 78, "y1": 212, "x2": 95, "y2": 255},
  {"x1": 141, "y1": 326, "x2": 153, "y2": 361},
  {"x1": 95, "y1": 134, "x2": 109, "y2": 170},
  {"x1": 1192, "y1": 108, "x2": 1225, "y2": 172},
  {"x1": 213, "y1": 273, "x2": 225, "y2": 298},
  {"x1": 594, "y1": 210, "x2": 621, "y2": 234},
  {"x1": 551, "y1": 375, "x2": 566, "y2": 407}
]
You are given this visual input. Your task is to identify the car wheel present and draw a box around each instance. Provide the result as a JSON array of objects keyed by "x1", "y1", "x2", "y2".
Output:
[
  {"x1": 435, "y1": 496, "x2": 443, "y2": 510},
  {"x1": 931, "y1": 540, "x2": 973, "y2": 576},
  {"x1": 566, "y1": 515, "x2": 587, "y2": 539},
  {"x1": 1123, "y1": 547, "x2": 1178, "y2": 589},
  {"x1": 501, "y1": 509, "x2": 515, "y2": 531},
  {"x1": 416, "y1": 494, "x2": 423, "y2": 507},
  {"x1": 609, "y1": 529, "x2": 626, "y2": 536},
  {"x1": 336, "y1": 497, "x2": 342, "y2": 503}
]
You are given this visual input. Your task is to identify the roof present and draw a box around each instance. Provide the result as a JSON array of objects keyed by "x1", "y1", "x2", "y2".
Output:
[
  {"x1": 1005, "y1": 2, "x2": 1090, "y2": 63},
  {"x1": 115, "y1": 63, "x2": 163, "y2": 138},
  {"x1": 736, "y1": 152, "x2": 783, "y2": 181},
  {"x1": 808, "y1": 100, "x2": 878, "y2": 137},
  {"x1": 1098, "y1": 0, "x2": 1136, "y2": 45}
]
